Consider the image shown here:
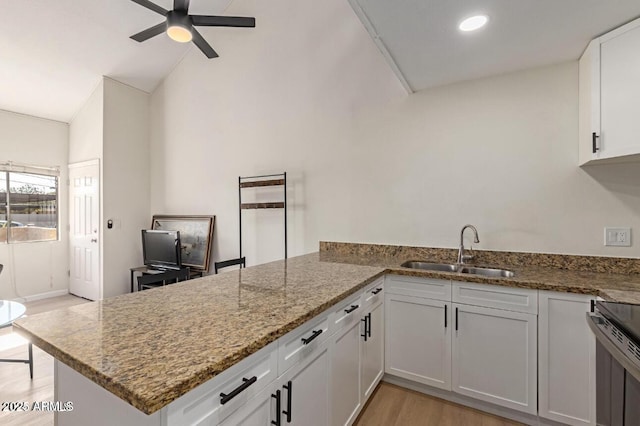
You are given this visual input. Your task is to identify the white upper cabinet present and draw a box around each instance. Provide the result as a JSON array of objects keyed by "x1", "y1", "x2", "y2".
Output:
[{"x1": 579, "y1": 17, "x2": 640, "y2": 165}]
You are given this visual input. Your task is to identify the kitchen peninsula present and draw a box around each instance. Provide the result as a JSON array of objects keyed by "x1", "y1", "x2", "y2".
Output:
[{"x1": 13, "y1": 242, "x2": 640, "y2": 426}]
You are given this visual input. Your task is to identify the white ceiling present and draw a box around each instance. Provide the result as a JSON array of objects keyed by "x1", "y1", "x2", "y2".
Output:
[
  {"x1": 350, "y1": 0, "x2": 640, "y2": 92},
  {"x1": 0, "y1": 0, "x2": 231, "y2": 123},
  {"x1": 2, "y1": 1, "x2": 640, "y2": 123}
]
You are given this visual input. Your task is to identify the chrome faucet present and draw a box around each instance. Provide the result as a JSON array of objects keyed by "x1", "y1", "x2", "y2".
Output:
[{"x1": 457, "y1": 224, "x2": 480, "y2": 264}]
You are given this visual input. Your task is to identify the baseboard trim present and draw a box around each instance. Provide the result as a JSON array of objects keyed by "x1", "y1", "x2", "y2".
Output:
[
  {"x1": 382, "y1": 374, "x2": 566, "y2": 426},
  {"x1": 12, "y1": 289, "x2": 70, "y2": 303}
]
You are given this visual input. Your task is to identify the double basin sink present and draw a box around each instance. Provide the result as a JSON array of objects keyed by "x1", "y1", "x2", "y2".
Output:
[{"x1": 401, "y1": 261, "x2": 515, "y2": 278}]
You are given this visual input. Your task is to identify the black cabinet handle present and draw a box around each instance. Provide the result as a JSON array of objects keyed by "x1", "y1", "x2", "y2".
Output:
[
  {"x1": 361, "y1": 316, "x2": 368, "y2": 341},
  {"x1": 301, "y1": 329, "x2": 323, "y2": 345},
  {"x1": 592, "y1": 132, "x2": 599, "y2": 153},
  {"x1": 444, "y1": 304, "x2": 448, "y2": 328},
  {"x1": 283, "y1": 380, "x2": 292, "y2": 423},
  {"x1": 367, "y1": 312, "x2": 372, "y2": 338},
  {"x1": 271, "y1": 390, "x2": 281, "y2": 426},
  {"x1": 344, "y1": 304, "x2": 359, "y2": 314},
  {"x1": 455, "y1": 307, "x2": 459, "y2": 331},
  {"x1": 220, "y1": 376, "x2": 257, "y2": 404},
  {"x1": 372, "y1": 288, "x2": 383, "y2": 295},
  {"x1": 591, "y1": 299, "x2": 596, "y2": 313}
]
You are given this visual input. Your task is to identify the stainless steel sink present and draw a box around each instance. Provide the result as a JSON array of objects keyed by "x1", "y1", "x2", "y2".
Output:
[
  {"x1": 458, "y1": 266, "x2": 515, "y2": 278},
  {"x1": 400, "y1": 261, "x2": 458, "y2": 272},
  {"x1": 401, "y1": 261, "x2": 515, "y2": 278}
]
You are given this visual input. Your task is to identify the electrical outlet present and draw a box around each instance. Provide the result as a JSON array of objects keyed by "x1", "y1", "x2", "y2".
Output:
[{"x1": 605, "y1": 227, "x2": 632, "y2": 247}]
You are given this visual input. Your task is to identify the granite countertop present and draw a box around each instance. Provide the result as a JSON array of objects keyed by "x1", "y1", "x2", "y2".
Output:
[
  {"x1": 13, "y1": 247, "x2": 640, "y2": 415},
  {"x1": 319, "y1": 252, "x2": 640, "y2": 302},
  {"x1": 13, "y1": 254, "x2": 384, "y2": 415}
]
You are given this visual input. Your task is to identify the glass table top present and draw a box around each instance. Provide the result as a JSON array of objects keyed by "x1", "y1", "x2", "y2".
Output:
[{"x1": 0, "y1": 300, "x2": 26, "y2": 327}]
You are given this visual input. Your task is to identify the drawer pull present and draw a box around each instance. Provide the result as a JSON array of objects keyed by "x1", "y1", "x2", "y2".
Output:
[
  {"x1": 283, "y1": 380, "x2": 292, "y2": 422},
  {"x1": 271, "y1": 390, "x2": 281, "y2": 426},
  {"x1": 367, "y1": 312, "x2": 372, "y2": 338},
  {"x1": 344, "y1": 304, "x2": 359, "y2": 314},
  {"x1": 301, "y1": 329, "x2": 323, "y2": 345},
  {"x1": 372, "y1": 288, "x2": 383, "y2": 295},
  {"x1": 220, "y1": 376, "x2": 257, "y2": 405}
]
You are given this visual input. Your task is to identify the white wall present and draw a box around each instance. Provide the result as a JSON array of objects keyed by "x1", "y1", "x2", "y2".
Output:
[
  {"x1": 102, "y1": 78, "x2": 150, "y2": 297},
  {"x1": 68, "y1": 78, "x2": 150, "y2": 299},
  {"x1": 69, "y1": 82, "x2": 103, "y2": 164},
  {"x1": 0, "y1": 109, "x2": 69, "y2": 300},
  {"x1": 149, "y1": 0, "x2": 640, "y2": 262}
]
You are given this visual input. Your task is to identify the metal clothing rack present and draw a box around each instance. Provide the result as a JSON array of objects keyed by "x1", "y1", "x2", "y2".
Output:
[{"x1": 239, "y1": 172, "x2": 287, "y2": 260}]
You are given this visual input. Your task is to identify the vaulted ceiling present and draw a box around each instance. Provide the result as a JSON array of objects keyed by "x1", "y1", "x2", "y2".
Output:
[{"x1": 2, "y1": 0, "x2": 640, "y2": 122}]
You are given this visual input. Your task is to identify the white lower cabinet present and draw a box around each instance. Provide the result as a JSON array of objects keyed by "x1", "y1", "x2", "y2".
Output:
[
  {"x1": 538, "y1": 291, "x2": 596, "y2": 426},
  {"x1": 385, "y1": 292, "x2": 451, "y2": 390},
  {"x1": 385, "y1": 278, "x2": 539, "y2": 416},
  {"x1": 452, "y1": 302, "x2": 537, "y2": 414},
  {"x1": 331, "y1": 303, "x2": 363, "y2": 426},
  {"x1": 331, "y1": 278, "x2": 385, "y2": 426},
  {"x1": 220, "y1": 337, "x2": 331, "y2": 426},
  {"x1": 361, "y1": 297, "x2": 384, "y2": 401},
  {"x1": 278, "y1": 338, "x2": 331, "y2": 426}
]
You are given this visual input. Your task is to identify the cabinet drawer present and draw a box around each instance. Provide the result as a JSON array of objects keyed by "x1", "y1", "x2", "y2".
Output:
[
  {"x1": 166, "y1": 341, "x2": 278, "y2": 425},
  {"x1": 452, "y1": 281, "x2": 538, "y2": 314},
  {"x1": 363, "y1": 277, "x2": 384, "y2": 308},
  {"x1": 386, "y1": 274, "x2": 450, "y2": 301},
  {"x1": 329, "y1": 293, "x2": 364, "y2": 335},
  {"x1": 278, "y1": 313, "x2": 330, "y2": 375}
]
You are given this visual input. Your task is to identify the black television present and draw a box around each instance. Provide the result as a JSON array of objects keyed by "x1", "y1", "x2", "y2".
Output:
[{"x1": 141, "y1": 229, "x2": 182, "y2": 270}]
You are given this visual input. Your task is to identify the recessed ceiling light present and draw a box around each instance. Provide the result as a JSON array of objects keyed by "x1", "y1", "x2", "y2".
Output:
[{"x1": 459, "y1": 15, "x2": 489, "y2": 32}]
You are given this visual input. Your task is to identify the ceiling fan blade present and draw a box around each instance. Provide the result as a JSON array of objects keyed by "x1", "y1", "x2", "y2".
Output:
[
  {"x1": 130, "y1": 0, "x2": 168, "y2": 16},
  {"x1": 191, "y1": 15, "x2": 256, "y2": 28},
  {"x1": 130, "y1": 22, "x2": 167, "y2": 42},
  {"x1": 192, "y1": 28, "x2": 219, "y2": 58},
  {"x1": 174, "y1": 0, "x2": 190, "y2": 12}
]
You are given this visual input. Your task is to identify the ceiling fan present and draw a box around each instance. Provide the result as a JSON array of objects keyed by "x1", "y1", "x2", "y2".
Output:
[{"x1": 129, "y1": 0, "x2": 255, "y2": 58}]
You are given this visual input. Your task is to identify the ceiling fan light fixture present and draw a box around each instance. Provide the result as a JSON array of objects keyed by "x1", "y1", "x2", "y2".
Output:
[
  {"x1": 459, "y1": 15, "x2": 489, "y2": 32},
  {"x1": 167, "y1": 25, "x2": 192, "y2": 42},
  {"x1": 166, "y1": 11, "x2": 193, "y2": 43}
]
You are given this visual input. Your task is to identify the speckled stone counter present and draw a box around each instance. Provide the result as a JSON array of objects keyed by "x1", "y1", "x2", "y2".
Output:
[
  {"x1": 12, "y1": 243, "x2": 640, "y2": 416},
  {"x1": 320, "y1": 241, "x2": 640, "y2": 299},
  {"x1": 13, "y1": 254, "x2": 384, "y2": 415}
]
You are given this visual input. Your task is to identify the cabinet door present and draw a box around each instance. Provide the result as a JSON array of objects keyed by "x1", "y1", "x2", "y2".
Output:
[
  {"x1": 599, "y1": 20, "x2": 640, "y2": 160},
  {"x1": 278, "y1": 338, "x2": 330, "y2": 426},
  {"x1": 539, "y1": 291, "x2": 595, "y2": 426},
  {"x1": 385, "y1": 293, "x2": 451, "y2": 390},
  {"x1": 452, "y1": 303, "x2": 537, "y2": 414},
  {"x1": 580, "y1": 17, "x2": 640, "y2": 164},
  {"x1": 361, "y1": 299, "x2": 384, "y2": 401},
  {"x1": 331, "y1": 306, "x2": 363, "y2": 426}
]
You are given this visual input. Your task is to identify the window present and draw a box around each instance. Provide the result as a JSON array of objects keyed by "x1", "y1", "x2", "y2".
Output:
[{"x1": 0, "y1": 162, "x2": 59, "y2": 243}]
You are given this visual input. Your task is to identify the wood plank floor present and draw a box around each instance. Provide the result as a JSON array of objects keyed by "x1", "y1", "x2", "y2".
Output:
[
  {"x1": 1, "y1": 295, "x2": 523, "y2": 426},
  {"x1": 355, "y1": 382, "x2": 524, "y2": 426},
  {"x1": 0, "y1": 294, "x2": 89, "y2": 426}
]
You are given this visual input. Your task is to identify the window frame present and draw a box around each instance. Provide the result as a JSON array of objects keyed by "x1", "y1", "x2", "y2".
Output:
[{"x1": 0, "y1": 162, "x2": 60, "y2": 244}]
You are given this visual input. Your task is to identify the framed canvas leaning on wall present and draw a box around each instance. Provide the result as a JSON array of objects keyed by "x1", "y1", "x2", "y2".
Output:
[{"x1": 151, "y1": 215, "x2": 215, "y2": 273}]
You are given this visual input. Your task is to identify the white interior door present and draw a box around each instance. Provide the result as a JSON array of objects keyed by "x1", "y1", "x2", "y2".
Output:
[{"x1": 69, "y1": 160, "x2": 100, "y2": 301}]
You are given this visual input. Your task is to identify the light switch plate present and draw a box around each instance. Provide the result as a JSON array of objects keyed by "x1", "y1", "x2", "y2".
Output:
[{"x1": 604, "y1": 227, "x2": 631, "y2": 247}]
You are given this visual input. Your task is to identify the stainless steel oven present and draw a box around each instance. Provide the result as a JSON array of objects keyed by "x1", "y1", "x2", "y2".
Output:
[{"x1": 588, "y1": 301, "x2": 640, "y2": 425}]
